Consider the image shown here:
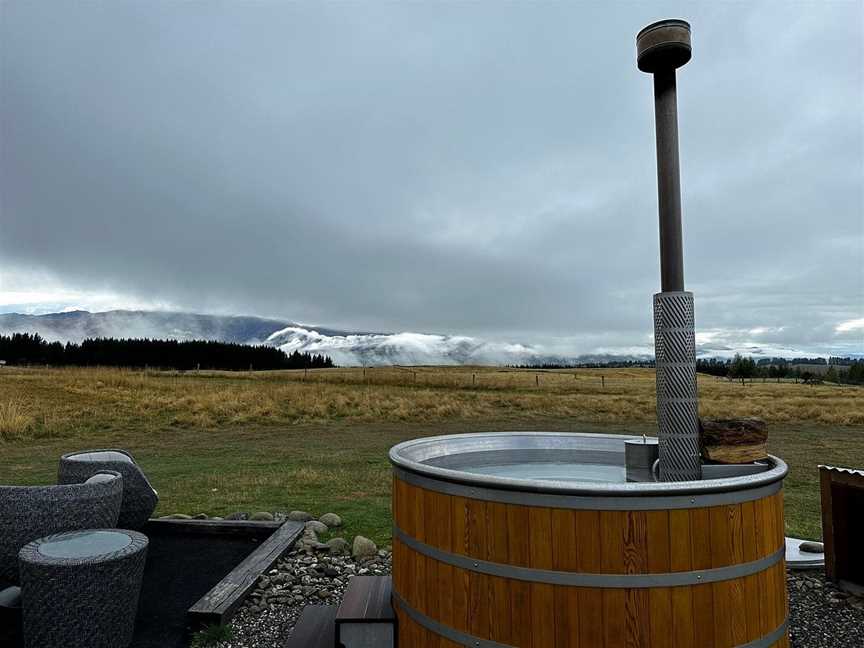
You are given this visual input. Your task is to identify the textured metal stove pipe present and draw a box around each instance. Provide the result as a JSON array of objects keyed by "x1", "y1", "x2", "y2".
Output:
[{"x1": 638, "y1": 19, "x2": 701, "y2": 481}]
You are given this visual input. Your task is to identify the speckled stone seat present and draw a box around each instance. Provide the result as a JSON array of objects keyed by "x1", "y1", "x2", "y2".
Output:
[
  {"x1": 58, "y1": 450, "x2": 158, "y2": 530},
  {"x1": 0, "y1": 472, "x2": 123, "y2": 585}
]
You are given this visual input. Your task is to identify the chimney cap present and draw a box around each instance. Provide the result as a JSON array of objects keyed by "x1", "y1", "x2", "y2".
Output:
[{"x1": 637, "y1": 19, "x2": 691, "y2": 74}]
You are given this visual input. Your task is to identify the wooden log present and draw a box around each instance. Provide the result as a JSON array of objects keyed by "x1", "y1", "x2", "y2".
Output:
[{"x1": 700, "y1": 417, "x2": 768, "y2": 464}]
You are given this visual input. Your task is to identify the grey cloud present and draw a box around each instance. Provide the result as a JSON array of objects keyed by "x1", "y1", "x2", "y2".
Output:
[{"x1": 1, "y1": 1, "x2": 861, "y2": 355}]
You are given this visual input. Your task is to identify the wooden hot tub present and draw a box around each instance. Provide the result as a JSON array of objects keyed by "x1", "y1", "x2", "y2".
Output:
[{"x1": 390, "y1": 432, "x2": 788, "y2": 648}]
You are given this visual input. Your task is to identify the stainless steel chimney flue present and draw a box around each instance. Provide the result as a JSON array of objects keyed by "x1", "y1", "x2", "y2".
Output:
[{"x1": 637, "y1": 19, "x2": 701, "y2": 482}]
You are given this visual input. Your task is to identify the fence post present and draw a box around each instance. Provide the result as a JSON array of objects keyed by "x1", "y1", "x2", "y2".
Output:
[{"x1": 536, "y1": 374, "x2": 539, "y2": 387}]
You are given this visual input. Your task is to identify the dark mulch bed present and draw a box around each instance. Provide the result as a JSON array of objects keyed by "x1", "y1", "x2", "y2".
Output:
[{"x1": 132, "y1": 526, "x2": 267, "y2": 648}]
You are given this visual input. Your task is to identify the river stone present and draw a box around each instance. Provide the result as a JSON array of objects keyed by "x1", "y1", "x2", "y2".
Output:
[
  {"x1": 306, "y1": 520, "x2": 328, "y2": 534},
  {"x1": 800, "y1": 541, "x2": 825, "y2": 554},
  {"x1": 193, "y1": 513, "x2": 208, "y2": 520},
  {"x1": 319, "y1": 513, "x2": 342, "y2": 528},
  {"x1": 225, "y1": 511, "x2": 248, "y2": 520},
  {"x1": 352, "y1": 535, "x2": 378, "y2": 559},
  {"x1": 325, "y1": 537, "x2": 350, "y2": 555},
  {"x1": 161, "y1": 513, "x2": 192, "y2": 520},
  {"x1": 288, "y1": 510, "x2": 314, "y2": 522},
  {"x1": 250, "y1": 511, "x2": 275, "y2": 522}
]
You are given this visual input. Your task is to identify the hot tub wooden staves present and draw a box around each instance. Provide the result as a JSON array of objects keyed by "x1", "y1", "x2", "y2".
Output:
[{"x1": 391, "y1": 470, "x2": 789, "y2": 648}]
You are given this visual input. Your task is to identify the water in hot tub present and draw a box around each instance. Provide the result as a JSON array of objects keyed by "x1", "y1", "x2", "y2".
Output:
[{"x1": 460, "y1": 461, "x2": 626, "y2": 483}]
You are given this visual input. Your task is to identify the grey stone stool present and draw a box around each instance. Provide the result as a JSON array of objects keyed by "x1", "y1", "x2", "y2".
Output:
[{"x1": 19, "y1": 529, "x2": 148, "y2": 648}]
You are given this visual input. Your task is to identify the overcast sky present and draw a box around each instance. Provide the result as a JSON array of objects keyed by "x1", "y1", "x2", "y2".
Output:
[{"x1": 1, "y1": 1, "x2": 862, "y2": 357}]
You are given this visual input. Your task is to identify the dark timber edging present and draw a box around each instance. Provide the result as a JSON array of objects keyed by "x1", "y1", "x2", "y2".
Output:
[
  {"x1": 187, "y1": 520, "x2": 304, "y2": 627},
  {"x1": 145, "y1": 518, "x2": 283, "y2": 538}
]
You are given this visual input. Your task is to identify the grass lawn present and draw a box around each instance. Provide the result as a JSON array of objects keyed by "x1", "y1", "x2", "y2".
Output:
[{"x1": 1, "y1": 366, "x2": 861, "y2": 544}]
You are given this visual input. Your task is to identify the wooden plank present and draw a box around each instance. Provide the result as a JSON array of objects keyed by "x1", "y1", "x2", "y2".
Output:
[
  {"x1": 576, "y1": 510, "x2": 603, "y2": 648},
  {"x1": 188, "y1": 521, "x2": 304, "y2": 626},
  {"x1": 600, "y1": 510, "x2": 625, "y2": 648},
  {"x1": 709, "y1": 505, "x2": 732, "y2": 647},
  {"x1": 466, "y1": 497, "x2": 489, "y2": 640},
  {"x1": 760, "y1": 497, "x2": 778, "y2": 636},
  {"x1": 336, "y1": 575, "x2": 394, "y2": 621},
  {"x1": 450, "y1": 495, "x2": 470, "y2": 634},
  {"x1": 668, "y1": 509, "x2": 694, "y2": 648},
  {"x1": 740, "y1": 501, "x2": 763, "y2": 642},
  {"x1": 487, "y1": 502, "x2": 512, "y2": 645},
  {"x1": 551, "y1": 508, "x2": 579, "y2": 647},
  {"x1": 647, "y1": 511, "x2": 672, "y2": 648},
  {"x1": 689, "y1": 507, "x2": 714, "y2": 648},
  {"x1": 506, "y1": 504, "x2": 532, "y2": 647},
  {"x1": 284, "y1": 604, "x2": 336, "y2": 648},
  {"x1": 529, "y1": 507, "x2": 555, "y2": 648},
  {"x1": 423, "y1": 490, "x2": 445, "y2": 626},
  {"x1": 413, "y1": 484, "x2": 427, "y2": 617},
  {"x1": 434, "y1": 491, "x2": 455, "y2": 632},
  {"x1": 727, "y1": 504, "x2": 748, "y2": 646},
  {"x1": 624, "y1": 511, "x2": 649, "y2": 648}
]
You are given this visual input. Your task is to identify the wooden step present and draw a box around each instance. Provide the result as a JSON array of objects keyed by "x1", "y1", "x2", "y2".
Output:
[
  {"x1": 284, "y1": 604, "x2": 337, "y2": 648},
  {"x1": 336, "y1": 575, "x2": 395, "y2": 648}
]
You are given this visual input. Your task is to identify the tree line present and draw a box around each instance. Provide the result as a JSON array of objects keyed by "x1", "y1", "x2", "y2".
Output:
[
  {"x1": 697, "y1": 354, "x2": 864, "y2": 385},
  {"x1": 0, "y1": 333, "x2": 334, "y2": 371}
]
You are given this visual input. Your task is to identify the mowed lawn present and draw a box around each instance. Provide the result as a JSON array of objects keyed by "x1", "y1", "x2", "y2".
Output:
[{"x1": 1, "y1": 366, "x2": 862, "y2": 544}]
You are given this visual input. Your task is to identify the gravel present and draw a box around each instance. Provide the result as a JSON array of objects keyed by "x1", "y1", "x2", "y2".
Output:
[
  {"x1": 213, "y1": 544, "x2": 391, "y2": 648},
  {"x1": 789, "y1": 570, "x2": 864, "y2": 647},
  {"x1": 215, "y1": 560, "x2": 862, "y2": 647}
]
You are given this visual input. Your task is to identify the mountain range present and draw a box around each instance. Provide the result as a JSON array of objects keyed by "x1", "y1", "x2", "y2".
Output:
[{"x1": 0, "y1": 310, "x2": 626, "y2": 367}]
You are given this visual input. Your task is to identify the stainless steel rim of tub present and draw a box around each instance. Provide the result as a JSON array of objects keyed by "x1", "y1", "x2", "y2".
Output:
[{"x1": 389, "y1": 431, "x2": 787, "y2": 496}]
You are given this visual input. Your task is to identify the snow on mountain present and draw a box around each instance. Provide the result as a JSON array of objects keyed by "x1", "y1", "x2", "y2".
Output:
[{"x1": 265, "y1": 326, "x2": 556, "y2": 366}]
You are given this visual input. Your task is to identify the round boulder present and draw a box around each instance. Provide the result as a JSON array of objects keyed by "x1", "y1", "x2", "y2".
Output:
[
  {"x1": 305, "y1": 520, "x2": 328, "y2": 534},
  {"x1": 288, "y1": 510, "x2": 314, "y2": 522},
  {"x1": 325, "y1": 537, "x2": 350, "y2": 555},
  {"x1": 352, "y1": 535, "x2": 378, "y2": 559},
  {"x1": 250, "y1": 511, "x2": 275, "y2": 522},
  {"x1": 319, "y1": 513, "x2": 342, "y2": 528},
  {"x1": 799, "y1": 541, "x2": 825, "y2": 554}
]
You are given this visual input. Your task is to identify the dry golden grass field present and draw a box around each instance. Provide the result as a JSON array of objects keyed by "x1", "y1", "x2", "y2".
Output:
[{"x1": 1, "y1": 365, "x2": 861, "y2": 543}]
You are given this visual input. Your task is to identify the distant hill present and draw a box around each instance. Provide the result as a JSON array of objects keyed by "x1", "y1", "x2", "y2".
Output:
[
  {"x1": 0, "y1": 309, "x2": 647, "y2": 367},
  {"x1": 0, "y1": 310, "x2": 354, "y2": 345}
]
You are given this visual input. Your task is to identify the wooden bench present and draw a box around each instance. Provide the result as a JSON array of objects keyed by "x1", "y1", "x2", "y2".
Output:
[
  {"x1": 336, "y1": 575, "x2": 395, "y2": 648},
  {"x1": 285, "y1": 575, "x2": 396, "y2": 648},
  {"x1": 285, "y1": 605, "x2": 337, "y2": 648}
]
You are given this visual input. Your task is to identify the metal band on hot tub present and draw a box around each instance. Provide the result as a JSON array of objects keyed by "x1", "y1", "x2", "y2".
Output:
[
  {"x1": 393, "y1": 465, "x2": 783, "y2": 511},
  {"x1": 394, "y1": 525, "x2": 784, "y2": 588},
  {"x1": 393, "y1": 590, "x2": 788, "y2": 648}
]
